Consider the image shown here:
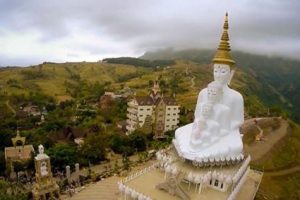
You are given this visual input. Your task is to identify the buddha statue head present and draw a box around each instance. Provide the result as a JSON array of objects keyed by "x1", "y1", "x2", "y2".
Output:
[{"x1": 213, "y1": 64, "x2": 232, "y2": 85}]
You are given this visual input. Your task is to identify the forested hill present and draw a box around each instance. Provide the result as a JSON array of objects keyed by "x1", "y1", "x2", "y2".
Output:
[
  {"x1": 102, "y1": 57, "x2": 175, "y2": 68},
  {"x1": 141, "y1": 49, "x2": 300, "y2": 123}
]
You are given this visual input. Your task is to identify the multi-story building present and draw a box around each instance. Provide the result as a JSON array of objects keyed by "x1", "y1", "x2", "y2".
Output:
[{"x1": 126, "y1": 81, "x2": 180, "y2": 138}]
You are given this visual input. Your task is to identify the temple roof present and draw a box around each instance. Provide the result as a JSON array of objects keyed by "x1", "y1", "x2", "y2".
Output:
[{"x1": 135, "y1": 96, "x2": 177, "y2": 106}]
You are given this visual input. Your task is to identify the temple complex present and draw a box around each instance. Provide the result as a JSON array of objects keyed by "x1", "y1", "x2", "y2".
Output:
[
  {"x1": 32, "y1": 145, "x2": 60, "y2": 200},
  {"x1": 118, "y1": 13, "x2": 263, "y2": 200}
]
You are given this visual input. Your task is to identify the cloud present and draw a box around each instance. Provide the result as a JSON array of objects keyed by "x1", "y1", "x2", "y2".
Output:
[{"x1": 0, "y1": 0, "x2": 300, "y2": 66}]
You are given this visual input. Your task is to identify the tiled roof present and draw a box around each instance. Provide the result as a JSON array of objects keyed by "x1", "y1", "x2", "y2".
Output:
[
  {"x1": 135, "y1": 96, "x2": 154, "y2": 105},
  {"x1": 134, "y1": 96, "x2": 177, "y2": 106}
]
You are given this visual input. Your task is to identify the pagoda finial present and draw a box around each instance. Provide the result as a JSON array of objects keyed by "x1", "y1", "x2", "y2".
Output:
[{"x1": 213, "y1": 12, "x2": 235, "y2": 66}]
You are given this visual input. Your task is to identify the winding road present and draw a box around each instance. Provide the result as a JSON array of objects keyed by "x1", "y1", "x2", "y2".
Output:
[
  {"x1": 244, "y1": 119, "x2": 289, "y2": 162},
  {"x1": 265, "y1": 166, "x2": 300, "y2": 177},
  {"x1": 185, "y1": 67, "x2": 195, "y2": 88}
]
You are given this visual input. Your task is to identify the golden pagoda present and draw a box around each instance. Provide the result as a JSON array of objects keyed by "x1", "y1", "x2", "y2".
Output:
[{"x1": 213, "y1": 12, "x2": 235, "y2": 66}]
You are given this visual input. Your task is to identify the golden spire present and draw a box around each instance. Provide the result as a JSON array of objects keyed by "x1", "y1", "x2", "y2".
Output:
[{"x1": 213, "y1": 12, "x2": 235, "y2": 66}]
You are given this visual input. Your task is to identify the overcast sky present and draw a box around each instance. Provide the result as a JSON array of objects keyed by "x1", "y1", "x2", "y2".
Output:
[{"x1": 0, "y1": 0, "x2": 299, "y2": 66}]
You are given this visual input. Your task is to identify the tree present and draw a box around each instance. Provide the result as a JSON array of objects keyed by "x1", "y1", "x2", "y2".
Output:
[
  {"x1": 122, "y1": 154, "x2": 130, "y2": 171},
  {"x1": 0, "y1": 151, "x2": 6, "y2": 176},
  {"x1": 128, "y1": 132, "x2": 147, "y2": 152},
  {"x1": 80, "y1": 133, "x2": 108, "y2": 164},
  {"x1": 109, "y1": 134, "x2": 133, "y2": 154},
  {"x1": 47, "y1": 143, "x2": 77, "y2": 169}
]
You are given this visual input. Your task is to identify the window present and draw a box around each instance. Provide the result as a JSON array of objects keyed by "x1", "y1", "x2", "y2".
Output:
[
  {"x1": 173, "y1": 107, "x2": 177, "y2": 110},
  {"x1": 167, "y1": 114, "x2": 170, "y2": 116},
  {"x1": 210, "y1": 180, "x2": 212, "y2": 185},
  {"x1": 167, "y1": 119, "x2": 170, "y2": 121},
  {"x1": 220, "y1": 183, "x2": 223, "y2": 189},
  {"x1": 139, "y1": 108, "x2": 144, "y2": 111},
  {"x1": 173, "y1": 113, "x2": 176, "y2": 116},
  {"x1": 173, "y1": 119, "x2": 175, "y2": 121},
  {"x1": 166, "y1": 125, "x2": 169, "y2": 127},
  {"x1": 147, "y1": 108, "x2": 151, "y2": 111},
  {"x1": 168, "y1": 108, "x2": 171, "y2": 110},
  {"x1": 139, "y1": 115, "x2": 143, "y2": 117},
  {"x1": 214, "y1": 180, "x2": 219, "y2": 187}
]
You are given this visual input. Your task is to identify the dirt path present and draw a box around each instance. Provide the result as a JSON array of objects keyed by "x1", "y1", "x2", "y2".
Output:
[
  {"x1": 185, "y1": 67, "x2": 195, "y2": 88},
  {"x1": 190, "y1": 76, "x2": 195, "y2": 88},
  {"x1": 244, "y1": 119, "x2": 289, "y2": 161},
  {"x1": 265, "y1": 166, "x2": 300, "y2": 177},
  {"x1": 5, "y1": 100, "x2": 16, "y2": 116}
]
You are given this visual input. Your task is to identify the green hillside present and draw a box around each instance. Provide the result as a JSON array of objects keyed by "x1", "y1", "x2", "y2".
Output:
[
  {"x1": 0, "y1": 60, "x2": 271, "y2": 118},
  {"x1": 141, "y1": 49, "x2": 300, "y2": 122}
]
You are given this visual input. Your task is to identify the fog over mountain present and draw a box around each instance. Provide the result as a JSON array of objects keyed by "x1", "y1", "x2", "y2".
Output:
[{"x1": 1, "y1": 0, "x2": 300, "y2": 66}]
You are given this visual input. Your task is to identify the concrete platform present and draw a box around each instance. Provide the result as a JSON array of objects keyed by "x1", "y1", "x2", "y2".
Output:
[{"x1": 122, "y1": 168, "x2": 263, "y2": 200}]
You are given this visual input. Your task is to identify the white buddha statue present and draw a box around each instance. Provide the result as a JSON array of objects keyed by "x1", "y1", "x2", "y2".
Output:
[
  {"x1": 195, "y1": 64, "x2": 244, "y2": 134},
  {"x1": 38, "y1": 144, "x2": 44, "y2": 155},
  {"x1": 174, "y1": 13, "x2": 244, "y2": 162}
]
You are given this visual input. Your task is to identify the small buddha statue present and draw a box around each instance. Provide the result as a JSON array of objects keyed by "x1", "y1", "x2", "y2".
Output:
[
  {"x1": 40, "y1": 161, "x2": 48, "y2": 177},
  {"x1": 190, "y1": 81, "x2": 231, "y2": 150}
]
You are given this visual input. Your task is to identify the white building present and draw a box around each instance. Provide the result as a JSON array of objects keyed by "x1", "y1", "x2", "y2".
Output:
[{"x1": 126, "y1": 81, "x2": 180, "y2": 137}]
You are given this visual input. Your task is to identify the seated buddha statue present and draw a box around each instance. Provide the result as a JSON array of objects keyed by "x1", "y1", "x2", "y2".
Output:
[{"x1": 174, "y1": 13, "x2": 244, "y2": 161}]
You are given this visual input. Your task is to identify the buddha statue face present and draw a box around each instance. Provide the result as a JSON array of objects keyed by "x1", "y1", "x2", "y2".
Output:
[
  {"x1": 213, "y1": 64, "x2": 231, "y2": 85},
  {"x1": 207, "y1": 81, "x2": 223, "y2": 103}
]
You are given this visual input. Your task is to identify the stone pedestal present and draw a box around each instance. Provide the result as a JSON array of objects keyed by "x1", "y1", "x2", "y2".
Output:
[
  {"x1": 66, "y1": 165, "x2": 71, "y2": 184},
  {"x1": 75, "y1": 163, "x2": 80, "y2": 185}
]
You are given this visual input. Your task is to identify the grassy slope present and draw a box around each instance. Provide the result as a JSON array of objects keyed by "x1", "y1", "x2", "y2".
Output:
[
  {"x1": 254, "y1": 122, "x2": 300, "y2": 199},
  {"x1": 0, "y1": 62, "x2": 146, "y2": 101}
]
